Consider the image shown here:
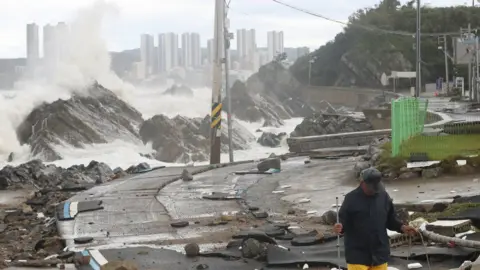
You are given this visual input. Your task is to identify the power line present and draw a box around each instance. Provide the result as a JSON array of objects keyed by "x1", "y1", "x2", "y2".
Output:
[{"x1": 271, "y1": 0, "x2": 465, "y2": 37}]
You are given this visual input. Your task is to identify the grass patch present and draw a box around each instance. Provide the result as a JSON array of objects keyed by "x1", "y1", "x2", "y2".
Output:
[
  {"x1": 410, "y1": 203, "x2": 480, "y2": 222},
  {"x1": 399, "y1": 134, "x2": 480, "y2": 160}
]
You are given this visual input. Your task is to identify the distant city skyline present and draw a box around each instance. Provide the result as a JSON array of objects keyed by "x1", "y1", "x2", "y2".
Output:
[
  {"x1": 22, "y1": 21, "x2": 308, "y2": 80},
  {"x1": 1, "y1": 0, "x2": 472, "y2": 58}
]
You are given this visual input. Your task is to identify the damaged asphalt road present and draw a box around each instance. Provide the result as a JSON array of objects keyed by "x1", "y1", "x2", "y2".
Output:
[{"x1": 53, "y1": 157, "x2": 480, "y2": 269}]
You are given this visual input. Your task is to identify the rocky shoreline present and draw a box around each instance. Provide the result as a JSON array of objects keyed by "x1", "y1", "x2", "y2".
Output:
[{"x1": 0, "y1": 160, "x2": 149, "y2": 268}]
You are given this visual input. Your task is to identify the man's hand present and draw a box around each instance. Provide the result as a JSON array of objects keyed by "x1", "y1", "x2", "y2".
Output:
[
  {"x1": 401, "y1": 225, "x2": 417, "y2": 236},
  {"x1": 333, "y1": 223, "x2": 343, "y2": 234}
]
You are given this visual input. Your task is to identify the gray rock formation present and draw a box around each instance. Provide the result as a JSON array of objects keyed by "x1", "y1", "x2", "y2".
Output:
[
  {"x1": 16, "y1": 82, "x2": 143, "y2": 161},
  {"x1": 224, "y1": 62, "x2": 315, "y2": 126},
  {"x1": 0, "y1": 159, "x2": 113, "y2": 190},
  {"x1": 290, "y1": 113, "x2": 373, "y2": 137},
  {"x1": 257, "y1": 132, "x2": 287, "y2": 148},
  {"x1": 139, "y1": 114, "x2": 255, "y2": 163},
  {"x1": 162, "y1": 84, "x2": 193, "y2": 96}
]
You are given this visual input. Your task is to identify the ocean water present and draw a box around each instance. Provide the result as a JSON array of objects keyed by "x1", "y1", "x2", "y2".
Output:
[{"x1": 0, "y1": 85, "x2": 303, "y2": 170}]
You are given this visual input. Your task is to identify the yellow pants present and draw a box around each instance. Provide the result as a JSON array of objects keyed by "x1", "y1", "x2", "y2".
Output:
[{"x1": 347, "y1": 263, "x2": 388, "y2": 270}]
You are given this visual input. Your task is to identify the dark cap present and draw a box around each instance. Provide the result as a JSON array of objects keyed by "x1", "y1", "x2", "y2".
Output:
[{"x1": 360, "y1": 168, "x2": 383, "y2": 193}]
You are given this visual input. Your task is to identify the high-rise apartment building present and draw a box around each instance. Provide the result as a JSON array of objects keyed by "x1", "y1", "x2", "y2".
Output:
[
  {"x1": 158, "y1": 33, "x2": 178, "y2": 72},
  {"x1": 43, "y1": 24, "x2": 56, "y2": 63},
  {"x1": 267, "y1": 31, "x2": 284, "y2": 61},
  {"x1": 26, "y1": 23, "x2": 39, "y2": 67},
  {"x1": 191, "y1": 33, "x2": 201, "y2": 67},
  {"x1": 56, "y1": 22, "x2": 69, "y2": 62},
  {"x1": 181, "y1": 33, "x2": 192, "y2": 67},
  {"x1": 181, "y1": 33, "x2": 201, "y2": 68},
  {"x1": 140, "y1": 34, "x2": 155, "y2": 77},
  {"x1": 236, "y1": 29, "x2": 256, "y2": 69}
]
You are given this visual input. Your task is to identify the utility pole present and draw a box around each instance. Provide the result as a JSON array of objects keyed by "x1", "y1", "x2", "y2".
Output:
[
  {"x1": 438, "y1": 35, "x2": 449, "y2": 92},
  {"x1": 415, "y1": 0, "x2": 421, "y2": 97},
  {"x1": 210, "y1": 0, "x2": 224, "y2": 165},
  {"x1": 475, "y1": 33, "x2": 479, "y2": 102},
  {"x1": 469, "y1": 24, "x2": 473, "y2": 101},
  {"x1": 223, "y1": 2, "x2": 234, "y2": 163}
]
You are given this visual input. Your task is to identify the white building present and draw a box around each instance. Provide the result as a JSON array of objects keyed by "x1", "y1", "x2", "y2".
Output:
[
  {"x1": 140, "y1": 34, "x2": 155, "y2": 77},
  {"x1": 181, "y1": 33, "x2": 201, "y2": 68},
  {"x1": 26, "y1": 23, "x2": 39, "y2": 67},
  {"x1": 43, "y1": 24, "x2": 56, "y2": 63},
  {"x1": 191, "y1": 33, "x2": 201, "y2": 68},
  {"x1": 236, "y1": 29, "x2": 256, "y2": 70},
  {"x1": 267, "y1": 31, "x2": 284, "y2": 61},
  {"x1": 181, "y1": 33, "x2": 192, "y2": 68},
  {"x1": 158, "y1": 33, "x2": 179, "y2": 72}
]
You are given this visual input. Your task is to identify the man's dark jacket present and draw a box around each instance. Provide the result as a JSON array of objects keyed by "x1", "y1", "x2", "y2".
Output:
[{"x1": 339, "y1": 186, "x2": 403, "y2": 266}]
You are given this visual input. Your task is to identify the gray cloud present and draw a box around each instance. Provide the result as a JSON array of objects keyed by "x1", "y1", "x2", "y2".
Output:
[{"x1": 0, "y1": 0, "x2": 470, "y2": 57}]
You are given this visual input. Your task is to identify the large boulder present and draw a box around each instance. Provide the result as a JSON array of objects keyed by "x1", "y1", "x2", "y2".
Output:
[
  {"x1": 257, "y1": 132, "x2": 287, "y2": 147},
  {"x1": 139, "y1": 114, "x2": 255, "y2": 163},
  {"x1": 223, "y1": 62, "x2": 315, "y2": 126},
  {"x1": 16, "y1": 83, "x2": 143, "y2": 161},
  {"x1": 290, "y1": 113, "x2": 373, "y2": 137}
]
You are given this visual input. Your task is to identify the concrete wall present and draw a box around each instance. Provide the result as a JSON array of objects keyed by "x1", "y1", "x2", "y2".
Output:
[
  {"x1": 362, "y1": 109, "x2": 443, "y2": 130},
  {"x1": 300, "y1": 86, "x2": 400, "y2": 109},
  {"x1": 287, "y1": 112, "x2": 452, "y2": 153}
]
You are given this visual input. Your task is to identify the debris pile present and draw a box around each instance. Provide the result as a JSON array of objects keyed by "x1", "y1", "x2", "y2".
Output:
[{"x1": 0, "y1": 159, "x2": 146, "y2": 268}]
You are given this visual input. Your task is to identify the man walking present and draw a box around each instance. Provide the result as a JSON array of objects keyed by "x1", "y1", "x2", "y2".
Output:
[{"x1": 333, "y1": 168, "x2": 417, "y2": 270}]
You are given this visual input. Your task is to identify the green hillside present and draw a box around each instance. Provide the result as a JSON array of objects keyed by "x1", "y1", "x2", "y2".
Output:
[{"x1": 290, "y1": 0, "x2": 480, "y2": 89}]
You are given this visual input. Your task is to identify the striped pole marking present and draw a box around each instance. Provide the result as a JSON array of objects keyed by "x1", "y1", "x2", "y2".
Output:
[
  {"x1": 210, "y1": 102, "x2": 222, "y2": 129},
  {"x1": 81, "y1": 250, "x2": 108, "y2": 270}
]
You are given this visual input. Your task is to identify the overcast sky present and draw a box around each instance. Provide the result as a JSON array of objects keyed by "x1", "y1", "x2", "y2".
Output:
[{"x1": 0, "y1": 0, "x2": 472, "y2": 58}]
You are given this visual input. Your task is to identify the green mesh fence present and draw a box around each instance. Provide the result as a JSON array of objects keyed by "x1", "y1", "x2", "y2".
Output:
[
  {"x1": 391, "y1": 97, "x2": 428, "y2": 157},
  {"x1": 391, "y1": 97, "x2": 480, "y2": 160}
]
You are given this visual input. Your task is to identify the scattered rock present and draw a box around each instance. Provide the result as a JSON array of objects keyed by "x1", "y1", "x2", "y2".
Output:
[
  {"x1": 257, "y1": 132, "x2": 287, "y2": 147},
  {"x1": 321, "y1": 210, "x2": 337, "y2": 225},
  {"x1": 184, "y1": 243, "x2": 200, "y2": 257},
  {"x1": 182, "y1": 169, "x2": 193, "y2": 181},
  {"x1": 74, "y1": 237, "x2": 94, "y2": 244},
  {"x1": 422, "y1": 167, "x2": 442, "y2": 178},
  {"x1": 171, "y1": 221, "x2": 189, "y2": 228},
  {"x1": 196, "y1": 264, "x2": 209, "y2": 269},
  {"x1": 253, "y1": 211, "x2": 269, "y2": 219},
  {"x1": 241, "y1": 238, "x2": 265, "y2": 259},
  {"x1": 257, "y1": 158, "x2": 281, "y2": 172}
]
